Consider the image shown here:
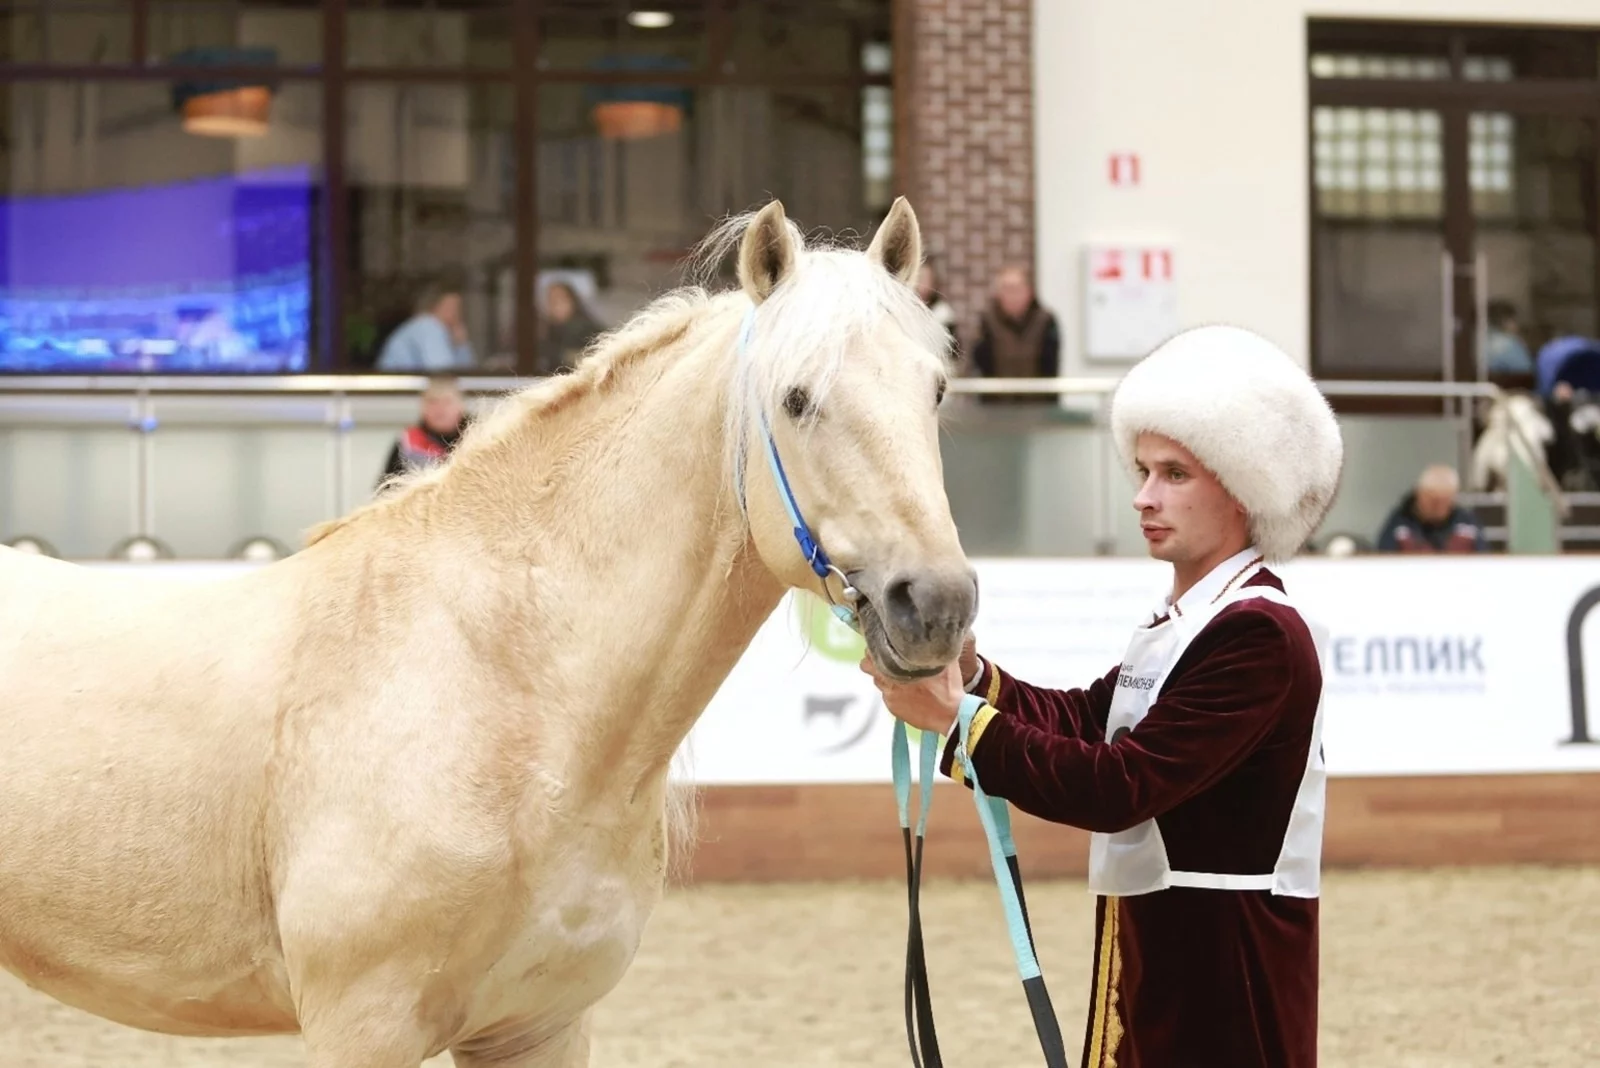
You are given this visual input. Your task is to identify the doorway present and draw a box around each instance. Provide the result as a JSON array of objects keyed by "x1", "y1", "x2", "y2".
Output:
[{"x1": 1309, "y1": 21, "x2": 1600, "y2": 390}]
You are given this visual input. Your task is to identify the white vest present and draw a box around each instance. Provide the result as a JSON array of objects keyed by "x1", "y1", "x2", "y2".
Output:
[{"x1": 1086, "y1": 564, "x2": 1329, "y2": 899}]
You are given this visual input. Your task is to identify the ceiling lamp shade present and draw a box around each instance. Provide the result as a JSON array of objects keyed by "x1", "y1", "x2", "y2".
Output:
[
  {"x1": 592, "y1": 99, "x2": 683, "y2": 139},
  {"x1": 170, "y1": 47, "x2": 279, "y2": 139},
  {"x1": 584, "y1": 54, "x2": 692, "y2": 141}
]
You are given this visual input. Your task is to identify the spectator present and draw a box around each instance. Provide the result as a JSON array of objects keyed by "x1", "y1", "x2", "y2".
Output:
[
  {"x1": 538, "y1": 281, "x2": 603, "y2": 375},
  {"x1": 1485, "y1": 299, "x2": 1533, "y2": 377},
  {"x1": 915, "y1": 262, "x2": 960, "y2": 360},
  {"x1": 971, "y1": 265, "x2": 1060, "y2": 405},
  {"x1": 376, "y1": 284, "x2": 476, "y2": 372},
  {"x1": 1376, "y1": 464, "x2": 1487, "y2": 553},
  {"x1": 377, "y1": 375, "x2": 470, "y2": 491}
]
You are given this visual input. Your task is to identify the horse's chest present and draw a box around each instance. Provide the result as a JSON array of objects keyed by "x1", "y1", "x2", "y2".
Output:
[{"x1": 471, "y1": 863, "x2": 657, "y2": 1027}]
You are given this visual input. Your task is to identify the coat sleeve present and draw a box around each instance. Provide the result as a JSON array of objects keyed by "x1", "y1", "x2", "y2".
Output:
[
  {"x1": 948, "y1": 606, "x2": 1305, "y2": 833},
  {"x1": 938, "y1": 658, "x2": 1118, "y2": 781}
]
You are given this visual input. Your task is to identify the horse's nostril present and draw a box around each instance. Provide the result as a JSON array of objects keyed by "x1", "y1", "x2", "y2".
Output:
[
  {"x1": 881, "y1": 570, "x2": 977, "y2": 643},
  {"x1": 883, "y1": 576, "x2": 919, "y2": 634}
]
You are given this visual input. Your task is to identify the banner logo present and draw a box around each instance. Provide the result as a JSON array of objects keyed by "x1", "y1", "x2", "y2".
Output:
[{"x1": 1563, "y1": 587, "x2": 1600, "y2": 745}]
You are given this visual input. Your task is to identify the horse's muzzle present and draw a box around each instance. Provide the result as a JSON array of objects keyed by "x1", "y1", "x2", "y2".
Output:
[{"x1": 858, "y1": 564, "x2": 978, "y2": 675}]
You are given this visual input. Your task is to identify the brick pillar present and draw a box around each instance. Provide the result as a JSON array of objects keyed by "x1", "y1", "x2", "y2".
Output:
[{"x1": 904, "y1": 0, "x2": 1035, "y2": 365}]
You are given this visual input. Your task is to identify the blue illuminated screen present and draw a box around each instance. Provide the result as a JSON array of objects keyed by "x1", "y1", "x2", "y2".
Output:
[{"x1": 0, "y1": 164, "x2": 314, "y2": 373}]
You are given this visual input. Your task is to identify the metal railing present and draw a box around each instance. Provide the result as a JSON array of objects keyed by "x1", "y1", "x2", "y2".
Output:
[{"x1": 0, "y1": 374, "x2": 1566, "y2": 557}]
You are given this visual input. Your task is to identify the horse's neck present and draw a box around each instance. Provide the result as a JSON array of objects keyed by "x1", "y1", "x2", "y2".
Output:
[{"x1": 445, "y1": 315, "x2": 784, "y2": 808}]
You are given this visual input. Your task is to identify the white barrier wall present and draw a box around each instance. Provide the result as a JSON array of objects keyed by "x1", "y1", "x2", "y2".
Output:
[{"x1": 73, "y1": 557, "x2": 1600, "y2": 784}]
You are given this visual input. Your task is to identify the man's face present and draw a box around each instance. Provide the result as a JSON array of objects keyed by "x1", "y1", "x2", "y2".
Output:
[
  {"x1": 1415, "y1": 485, "x2": 1455, "y2": 524},
  {"x1": 434, "y1": 293, "x2": 463, "y2": 329},
  {"x1": 422, "y1": 388, "x2": 464, "y2": 434},
  {"x1": 995, "y1": 270, "x2": 1032, "y2": 318},
  {"x1": 1132, "y1": 432, "x2": 1248, "y2": 567}
]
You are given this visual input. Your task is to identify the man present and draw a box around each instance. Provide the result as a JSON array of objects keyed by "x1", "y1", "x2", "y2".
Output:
[
  {"x1": 863, "y1": 324, "x2": 1344, "y2": 1068},
  {"x1": 1376, "y1": 464, "x2": 1487, "y2": 553},
  {"x1": 376, "y1": 284, "x2": 476, "y2": 372},
  {"x1": 377, "y1": 375, "x2": 470, "y2": 490},
  {"x1": 970, "y1": 265, "x2": 1060, "y2": 405}
]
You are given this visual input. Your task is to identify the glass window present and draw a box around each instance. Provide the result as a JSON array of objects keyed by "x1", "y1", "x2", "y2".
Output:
[
  {"x1": 346, "y1": 82, "x2": 515, "y2": 372},
  {"x1": 535, "y1": 81, "x2": 888, "y2": 374},
  {"x1": 0, "y1": 0, "x2": 133, "y2": 65},
  {"x1": 538, "y1": 1, "x2": 708, "y2": 73},
  {"x1": 1308, "y1": 52, "x2": 1451, "y2": 80},
  {"x1": 1307, "y1": 21, "x2": 1453, "y2": 78},
  {"x1": 1462, "y1": 28, "x2": 1598, "y2": 81},
  {"x1": 149, "y1": 1, "x2": 323, "y2": 69},
  {"x1": 0, "y1": 79, "x2": 323, "y2": 373},
  {"x1": 347, "y1": 0, "x2": 513, "y2": 70},
  {"x1": 1313, "y1": 106, "x2": 1445, "y2": 219},
  {"x1": 725, "y1": 0, "x2": 891, "y2": 78}
]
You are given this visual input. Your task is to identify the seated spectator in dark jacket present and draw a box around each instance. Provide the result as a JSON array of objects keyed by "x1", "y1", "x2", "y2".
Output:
[
  {"x1": 1377, "y1": 464, "x2": 1487, "y2": 553},
  {"x1": 377, "y1": 375, "x2": 470, "y2": 492}
]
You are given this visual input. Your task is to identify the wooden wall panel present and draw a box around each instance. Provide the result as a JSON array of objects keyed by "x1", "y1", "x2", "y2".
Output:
[{"x1": 674, "y1": 774, "x2": 1600, "y2": 885}]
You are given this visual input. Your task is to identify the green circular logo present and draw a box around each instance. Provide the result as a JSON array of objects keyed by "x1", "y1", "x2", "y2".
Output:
[{"x1": 795, "y1": 591, "x2": 866, "y2": 664}]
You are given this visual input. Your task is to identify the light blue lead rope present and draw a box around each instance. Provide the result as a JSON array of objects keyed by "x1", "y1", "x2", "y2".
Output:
[
  {"x1": 953, "y1": 694, "x2": 1039, "y2": 979},
  {"x1": 948, "y1": 694, "x2": 1069, "y2": 1064},
  {"x1": 891, "y1": 720, "x2": 940, "y2": 838}
]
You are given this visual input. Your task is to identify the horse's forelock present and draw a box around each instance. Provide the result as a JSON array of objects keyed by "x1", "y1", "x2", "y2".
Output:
[{"x1": 720, "y1": 237, "x2": 955, "y2": 518}]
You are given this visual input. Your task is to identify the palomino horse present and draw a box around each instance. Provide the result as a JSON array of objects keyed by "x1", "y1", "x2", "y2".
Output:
[{"x1": 0, "y1": 198, "x2": 977, "y2": 1067}]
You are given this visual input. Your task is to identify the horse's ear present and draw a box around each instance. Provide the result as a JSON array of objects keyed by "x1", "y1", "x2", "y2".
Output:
[
  {"x1": 738, "y1": 200, "x2": 798, "y2": 305},
  {"x1": 866, "y1": 196, "x2": 922, "y2": 286}
]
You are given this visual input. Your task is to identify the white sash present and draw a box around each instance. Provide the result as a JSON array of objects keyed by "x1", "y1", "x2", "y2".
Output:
[{"x1": 1086, "y1": 583, "x2": 1328, "y2": 898}]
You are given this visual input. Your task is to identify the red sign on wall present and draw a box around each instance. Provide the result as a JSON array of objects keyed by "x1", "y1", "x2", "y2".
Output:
[
  {"x1": 1083, "y1": 242, "x2": 1178, "y2": 360},
  {"x1": 1140, "y1": 248, "x2": 1172, "y2": 280},
  {"x1": 1092, "y1": 247, "x2": 1124, "y2": 280},
  {"x1": 1108, "y1": 153, "x2": 1141, "y2": 187}
]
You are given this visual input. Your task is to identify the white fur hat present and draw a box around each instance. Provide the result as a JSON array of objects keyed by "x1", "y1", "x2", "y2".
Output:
[{"x1": 1109, "y1": 325, "x2": 1344, "y2": 563}]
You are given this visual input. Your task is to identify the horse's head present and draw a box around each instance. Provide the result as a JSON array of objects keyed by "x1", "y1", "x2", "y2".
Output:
[{"x1": 729, "y1": 198, "x2": 977, "y2": 681}]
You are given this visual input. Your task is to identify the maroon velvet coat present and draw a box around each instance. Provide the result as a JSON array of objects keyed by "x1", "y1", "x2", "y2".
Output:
[{"x1": 942, "y1": 569, "x2": 1323, "y2": 1068}]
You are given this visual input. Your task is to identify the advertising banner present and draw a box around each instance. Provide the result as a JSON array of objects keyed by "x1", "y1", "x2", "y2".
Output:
[
  {"x1": 680, "y1": 557, "x2": 1600, "y2": 784},
  {"x1": 76, "y1": 557, "x2": 1600, "y2": 783}
]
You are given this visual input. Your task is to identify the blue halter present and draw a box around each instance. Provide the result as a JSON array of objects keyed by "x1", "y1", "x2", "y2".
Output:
[
  {"x1": 735, "y1": 305, "x2": 1066, "y2": 1067},
  {"x1": 738, "y1": 306, "x2": 861, "y2": 629}
]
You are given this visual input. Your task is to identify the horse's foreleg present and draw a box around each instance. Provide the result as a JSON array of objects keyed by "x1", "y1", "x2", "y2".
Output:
[
  {"x1": 450, "y1": 1013, "x2": 592, "y2": 1068},
  {"x1": 294, "y1": 981, "x2": 440, "y2": 1068}
]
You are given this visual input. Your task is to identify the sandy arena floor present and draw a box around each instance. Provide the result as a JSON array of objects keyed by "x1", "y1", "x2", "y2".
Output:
[{"x1": 3, "y1": 866, "x2": 1597, "y2": 1067}]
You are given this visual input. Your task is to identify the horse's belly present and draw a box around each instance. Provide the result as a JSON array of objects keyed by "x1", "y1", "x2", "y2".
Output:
[{"x1": 0, "y1": 933, "x2": 297, "y2": 1038}]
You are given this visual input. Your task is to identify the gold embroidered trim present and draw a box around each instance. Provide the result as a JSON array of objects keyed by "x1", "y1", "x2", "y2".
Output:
[
  {"x1": 1170, "y1": 554, "x2": 1264, "y2": 618},
  {"x1": 1085, "y1": 897, "x2": 1124, "y2": 1068},
  {"x1": 947, "y1": 703, "x2": 997, "y2": 787},
  {"x1": 950, "y1": 665, "x2": 1005, "y2": 787},
  {"x1": 1103, "y1": 901, "x2": 1124, "y2": 1067}
]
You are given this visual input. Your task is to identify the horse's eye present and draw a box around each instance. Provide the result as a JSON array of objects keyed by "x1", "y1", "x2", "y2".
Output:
[
  {"x1": 784, "y1": 386, "x2": 812, "y2": 420},
  {"x1": 935, "y1": 378, "x2": 948, "y2": 406}
]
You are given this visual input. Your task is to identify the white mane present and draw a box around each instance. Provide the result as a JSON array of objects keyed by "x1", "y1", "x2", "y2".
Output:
[{"x1": 686, "y1": 210, "x2": 957, "y2": 514}]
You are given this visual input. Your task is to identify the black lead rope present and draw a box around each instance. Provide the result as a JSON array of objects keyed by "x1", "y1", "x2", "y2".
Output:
[
  {"x1": 895, "y1": 708, "x2": 1071, "y2": 1068},
  {"x1": 904, "y1": 824, "x2": 1068, "y2": 1068},
  {"x1": 903, "y1": 824, "x2": 942, "y2": 1068}
]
